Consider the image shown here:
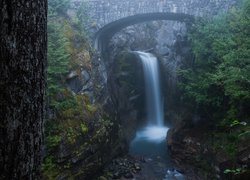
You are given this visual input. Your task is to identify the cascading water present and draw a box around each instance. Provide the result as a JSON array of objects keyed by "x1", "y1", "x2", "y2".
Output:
[
  {"x1": 129, "y1": 52, "x2": 184, "y2": 180},
  {"x1": 129, "y1": 51, "x2": 169, "y2": 157},
  {"x1": 139, "y1": 52, "x2": 164, "y2": 126}
]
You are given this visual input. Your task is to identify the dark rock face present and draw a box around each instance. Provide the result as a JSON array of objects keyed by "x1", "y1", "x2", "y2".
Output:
[
  {"x1": 108, "y1": 20, "x2": 192, "y2": 127},
  {"x1": 66, "y1": 70, "x2": 91, "y2": 93},
  {"x1": 43, "y1": 50, "x2": 128, "y2": 179},
  {"x1": 167, "y1": 124, "x2": 214, "y2": 179},
  {"x1": 108, "y1": 52, "x2": 145, "y2": 143},
  {"x1": 66, "y1": 52, "x2": 109, "y2": 103}
]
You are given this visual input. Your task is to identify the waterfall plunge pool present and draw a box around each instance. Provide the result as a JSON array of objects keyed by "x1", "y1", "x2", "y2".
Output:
[
  {"x1": 129, "y1": 125, "x2": 185, "y2": 180},
  {"x1": 129, "y1": 126, "x2": 169, "y2": 158}
]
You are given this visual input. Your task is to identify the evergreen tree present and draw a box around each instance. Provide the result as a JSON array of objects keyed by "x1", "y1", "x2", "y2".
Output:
[{"x1": 47, "y1": 0, "x2": 71, "y2": 108}]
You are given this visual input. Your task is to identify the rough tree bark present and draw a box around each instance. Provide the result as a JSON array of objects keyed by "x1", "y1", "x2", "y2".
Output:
[{"x1": 0, "y1": 1, "x2": 47, "y2": 179}]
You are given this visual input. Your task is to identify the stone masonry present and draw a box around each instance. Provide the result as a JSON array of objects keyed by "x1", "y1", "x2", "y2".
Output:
[{"x1": 70, "y1": 0, "x2": 236, "y2": 30}]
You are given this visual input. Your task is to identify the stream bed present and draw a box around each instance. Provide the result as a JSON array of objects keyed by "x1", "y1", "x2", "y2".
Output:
[{"x1": 129, "y1": 126, "x2": 185, "y2": 180}]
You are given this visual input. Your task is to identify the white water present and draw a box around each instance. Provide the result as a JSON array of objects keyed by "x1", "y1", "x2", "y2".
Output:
[
  {"x1": 137, "y1": 51, "x2": 164, "y2": 126},
  {"x1": 135, "y1": 126, "x2": 169, "y2": 143}
]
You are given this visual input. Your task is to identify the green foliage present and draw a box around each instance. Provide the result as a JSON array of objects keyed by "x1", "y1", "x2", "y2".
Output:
[
  {"x1": 42, "y1": 156, "x2": 56, "y2": 172},
  {"x1": 44, "y1": 1, "x2": 104, "y2": 178},
  {"x1": 47, "y1": 0, "x2": 92, "y2": 110},
  {"x1": 70, "y1": 1, "x2": 91, "y2": 45},
  {"x1": 238, "y1": 130, "x2": 250, "y2": 137},
  {"x1": 211, "y1": 132, "x2": 238, "y2": 158},
  {"x1": 230, "y1": 120, "x2": 247, "y2": 127},
  {"x1": 47, "y1": 0, "x2": 73, "y2": 110},
  {"x1": 80, "y1": 123, "x2": 88, "y2": 134},
  {"x1": 67, "y1": 127, "x2": 78, "y2": 144},
  {"x1": 86, "y1": 104, "x2": 97, "y2": 113},
  {"x1": 224, "y1": 167, "x2": 246, "y2": 175},
  {"x1": 179, "y1": 0, "x2": 250, "y2": 121},
  {"x1": 47, "y1": 22, "x2": 70, "y2": 98},
  {"x1": 230, "y1": 120, "x2": 239, "y2": 127},
  {"x1": 75, "y1": 2, "x2": 89, "y2": 34},
  {"x1": 181, "y1": 3, "x2": 250, "y2": 172},
  {"x1": 48, "y1": 0, "x2": 70, "y2": 16},
  {"x1": 42, "y1": 156, "x2": 59, "y2": 179},
  {"x1": 55, "y1": 94, "x2": 78, "y2": 111},
  {"x1": 47, "y1": 135, "x2": 62, "y2": 148}
]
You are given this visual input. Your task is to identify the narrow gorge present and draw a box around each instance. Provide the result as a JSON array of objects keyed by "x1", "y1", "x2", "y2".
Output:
[
  {"x1": 41, "y1": 0, "x2": 250, "y2": 179},
  {"x1": 1, "y1": 0, "x2": 249, "y2": 179}
]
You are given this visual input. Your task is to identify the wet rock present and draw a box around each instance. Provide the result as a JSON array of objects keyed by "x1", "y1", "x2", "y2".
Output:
[
  {"x1": 66, "y1": 69, "x2": 93, "y2": 94},
  {"x1": 238, "y1": 147, "x2": 250, "y2": 165},
  {"x1": 81, "y1": 70, "x2": 90, "y2": 83},
  {"x1": 99, "y1": 156, "x2": 142, "y2": 179},
  {"x1": 66, "y1": 76, "x2": 83, "y2": 93},
  {"x1": 164, "y1": 169, "x2": 185, "y2": 180},
  {"x1": 124, "y1": 172, "x2": 133, "y2": 179},
  {"x1": 139, "y1": 156, "x2": 146, "y2": 163},
  {"x1": 113, "y1": 172, "x2": 121, "y2": 179},
  {"x1": 157, "y1": 45, "x2": 170, "y2": 56},
  {"x1": 99, "y1": 176, "x2": 107, "y2": 180},
  {"x1": 167, "y1": 125, "x2": 216, "y2": 179},
  {"x1": 134, "y1": 163, "x2": 141, "y2": 171},
  {"x1": 67, "y1": 71, "x2": 78, "y2": 79}
]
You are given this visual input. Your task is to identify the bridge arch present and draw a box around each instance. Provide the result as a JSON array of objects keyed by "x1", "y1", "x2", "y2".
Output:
[{"x1": 94, "y1": 12, "x2": 194, "y2": 51}]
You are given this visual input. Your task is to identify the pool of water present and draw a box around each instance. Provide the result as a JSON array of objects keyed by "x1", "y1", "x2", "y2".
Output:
[
  {"x1": 129, "y1": 126, "x2": 185, "y2": 180},
  {"x1": 129, "y1": 126, "x2": 170, "y2": 159}
]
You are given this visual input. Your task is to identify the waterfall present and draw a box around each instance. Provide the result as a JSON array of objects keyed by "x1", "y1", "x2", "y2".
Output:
[
  {"x1": 129, "y1": 53, "x2": 184, "y2": 179},
  {"x1": 130, "y1": 51, "x2": 168, "y2": 160},
  {"x1": 136, "y1": 51, "x2": 164, "y2": 126}
]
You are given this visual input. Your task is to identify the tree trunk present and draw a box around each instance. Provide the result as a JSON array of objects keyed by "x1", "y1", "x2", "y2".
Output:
[{"x1": 0, "y1": 1, "x2": 47, "y2": 179}]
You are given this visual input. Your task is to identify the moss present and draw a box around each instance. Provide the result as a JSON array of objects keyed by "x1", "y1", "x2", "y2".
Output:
[
  {"x1": 43, "y1": 109, "x2": 115, "y2": 178},
  {"x1": 63, "y1": 20, "x2": 92, "y2": 71},
  {"x1": 80, "y1": 123, "x2": 88, "y2": 134},
  {"x1": 47, "y1": 135, "x2": 62, "y2": 148},
  {"x1": 86, "y1": 104, "x2": 97, "y2": 113}
]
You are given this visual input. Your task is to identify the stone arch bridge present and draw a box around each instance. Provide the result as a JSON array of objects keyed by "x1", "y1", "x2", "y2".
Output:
[
  {"x1": 94, "y1": 12, "x2": 193, "y2": 50},
  {"x1": 70, "y1": 0, "x2": 236, "y2": 49}
]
